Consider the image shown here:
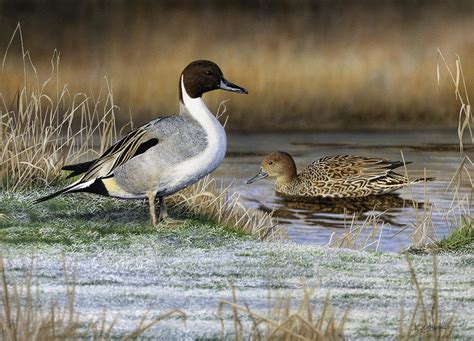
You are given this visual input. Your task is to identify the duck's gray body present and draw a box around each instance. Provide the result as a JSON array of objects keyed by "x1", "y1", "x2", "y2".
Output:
[{"x1": 112, "y1": 112, "x2": 218, "y2": 198}]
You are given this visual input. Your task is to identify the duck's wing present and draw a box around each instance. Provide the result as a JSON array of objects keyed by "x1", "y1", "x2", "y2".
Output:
[
  {"x1": 63, "y1": 119, "x2": 167, "y2": 181},
  {"x1": 296, "y1": 155, "x2": 433, "y2": 198},
  {"x1": 303, "y1": 155, "x2": 411, "y2": 181}
]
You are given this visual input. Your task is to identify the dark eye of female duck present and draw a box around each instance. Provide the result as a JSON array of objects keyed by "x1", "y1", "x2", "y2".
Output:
[{"x1": 268, "y1": 161, "x2": 274, "y2": 165}]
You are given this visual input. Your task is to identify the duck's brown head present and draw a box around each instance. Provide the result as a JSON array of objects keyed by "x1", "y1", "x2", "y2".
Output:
[
  {"x1": 246, "y1": 151, "x2": 297, "y2": 185},
  {"x1": 179, "y1": 60, "x2": 248, "y2": 100}
]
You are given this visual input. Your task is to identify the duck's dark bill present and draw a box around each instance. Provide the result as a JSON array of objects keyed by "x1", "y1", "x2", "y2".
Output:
[
  {"x1": 245, "y1": 168, "x2": 268, "y2": 184},
  {"x1": 220, "y1": 77, "x2": 248, "y2": 94}
]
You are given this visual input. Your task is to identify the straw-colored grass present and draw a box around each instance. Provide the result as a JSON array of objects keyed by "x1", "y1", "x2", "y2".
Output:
[
  {"x1": 0, "y1": 25, "x2": 124, "y2": 190},
  {"x1": 437, "y1": 50, "x2": 473, "y2": 153},
  {"x1": 170, "y1": 176, "x2": 283, "y2": 240},
  {"x1": 327, "y1": 210, "x2": 386, "y2": 251},
  {"x1": 218, "y1": 287, "x2": 348, "y2": 340},
  {"x1": 0, "y1": 254, "x2": 186, "y2": 340},
  {"x1": 216, "y1": 255, "x2": 456, "y2": 340}
]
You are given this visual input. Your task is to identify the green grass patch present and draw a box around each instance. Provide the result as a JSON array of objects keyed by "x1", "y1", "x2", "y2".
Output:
[
  {"x1": 405, "y1": 216, "x2": 473, "y2": 254},
  {"x1": 434, "y1": 216, "x2": 473, "y2": 252},
  {"x1": 0, "y1": 190, "x2": 251, "y2": 250}
]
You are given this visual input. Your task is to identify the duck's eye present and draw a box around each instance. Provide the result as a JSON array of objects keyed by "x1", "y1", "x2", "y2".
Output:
[
  {"x1": 205, "y1": 70, "x2": 212, "y2": 75},
  {"x1": 268, "y1": 161, "x2": 274, "y2": 165}
]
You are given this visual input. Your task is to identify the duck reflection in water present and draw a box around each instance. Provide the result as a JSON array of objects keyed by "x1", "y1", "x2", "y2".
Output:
[{"x1": 254, "y1": 193, "x2": 424, "y2": 228}]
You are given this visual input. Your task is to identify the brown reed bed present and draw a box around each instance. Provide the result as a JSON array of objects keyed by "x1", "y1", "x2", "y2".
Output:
[
  {"x1": 0, "y1": 24, "x2": 123, "y2": 190},
  {"x1": 1, "y1": 3, "x2": 473, "y2": 131}
]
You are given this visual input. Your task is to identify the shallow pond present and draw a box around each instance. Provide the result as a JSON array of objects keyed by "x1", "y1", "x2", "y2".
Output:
[{"x1": 215, "y1": 130, "x2": 472, "y2": 252}]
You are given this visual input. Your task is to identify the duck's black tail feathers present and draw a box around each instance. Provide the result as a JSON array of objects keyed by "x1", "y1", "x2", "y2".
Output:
[{"x1": 62, "y1": 160, "x2": 95, "y2": 179}]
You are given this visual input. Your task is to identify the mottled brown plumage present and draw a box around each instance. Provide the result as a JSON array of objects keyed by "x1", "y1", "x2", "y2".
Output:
[{"x1": 247, "y1": 151, "x2": 434, "y2": 198}]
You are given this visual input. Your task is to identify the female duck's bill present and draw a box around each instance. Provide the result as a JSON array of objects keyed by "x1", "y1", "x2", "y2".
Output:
[
  {"x1": 246, "y1": 168, "x2": 268, "y2": 184},
  {"x1": 245, "y1": 151, "x2": 295, "y2": 185}
]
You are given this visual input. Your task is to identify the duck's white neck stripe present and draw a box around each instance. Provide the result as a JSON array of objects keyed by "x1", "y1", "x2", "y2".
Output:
[{"x1": 180, "y1": 75, "x2": 213, "y2": 122}]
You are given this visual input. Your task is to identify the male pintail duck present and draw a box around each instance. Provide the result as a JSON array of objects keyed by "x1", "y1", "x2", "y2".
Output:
[
  {"x1": 246, "y1": 152, "x2": 434, "y2": 199},
  {"x1": 35, "y1": 60, "x2": 248, "y2": 225}
]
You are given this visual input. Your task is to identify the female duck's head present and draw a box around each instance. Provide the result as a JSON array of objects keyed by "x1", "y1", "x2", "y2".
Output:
[
  {"x1": 180, "y1": 60, "x2": 248, "y2": 100},
  {"x1": 246, "y1": 151, "x2": 297, "y2": 185}
]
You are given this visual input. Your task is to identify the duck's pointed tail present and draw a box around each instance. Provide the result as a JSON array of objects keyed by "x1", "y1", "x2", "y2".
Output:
[
  {"x1": 33, "y1": 180, "x2": 94, "y2": 204},
  {"x1": 33, "y1": 187, "x2": 71, "y2": 203}
]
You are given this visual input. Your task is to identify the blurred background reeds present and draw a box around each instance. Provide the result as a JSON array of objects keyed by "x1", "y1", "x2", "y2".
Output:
[{"x1": 0, "y1": 0, "x2": 473, "y2": 131}]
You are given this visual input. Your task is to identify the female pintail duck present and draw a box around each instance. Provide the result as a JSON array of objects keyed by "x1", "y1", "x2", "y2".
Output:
[
  {"x1": 35, "y1": 60, "x2": 248, "y2": 225},
  {"x1": 246, "y1": 152, "x2": 434, "y2": 199}
]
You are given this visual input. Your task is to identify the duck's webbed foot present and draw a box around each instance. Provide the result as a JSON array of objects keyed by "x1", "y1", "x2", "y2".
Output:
[{"x1": 157, "y1": 196, "x2": 186, "y2": 227}]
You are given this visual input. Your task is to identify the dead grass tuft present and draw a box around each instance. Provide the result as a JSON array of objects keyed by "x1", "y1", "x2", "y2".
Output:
[
  {"x1": 170, "y1": 176, "x2": 284, "y2": 240},
  {"x1": 327, "y1": 210, "x2": 386, "y2": 251},
  {"x1": 218, "y1": 287, "x2": 348, "y2": 340},
  {"x1": 437, "y1": 50, "x2": 473, "y2": 154},
  {"x1": 398, "y1": 255, "x2": 456, "y2": 339}
]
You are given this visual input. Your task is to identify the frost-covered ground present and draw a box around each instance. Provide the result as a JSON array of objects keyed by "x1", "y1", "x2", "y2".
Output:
[
  {"x1": 4, "y1": 239, "x2": 474, "y2": 339},
  {"x1": 1, "y1": 192, "x2": 473, "y2": 338}
]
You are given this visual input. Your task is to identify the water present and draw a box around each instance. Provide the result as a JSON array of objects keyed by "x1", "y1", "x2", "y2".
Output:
[{"x1": 215, "y1": 130, "x2": 472, "y2": 252}]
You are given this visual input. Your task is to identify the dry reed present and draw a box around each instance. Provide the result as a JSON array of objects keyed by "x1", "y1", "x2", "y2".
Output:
[
  {"x1": 398, "y1": 255, "x2": 455, "y2": 339},
  {"x1": 169, "y1": 176, "x2": 283, "y2": 240},
  {"x1": 327, "y1": 210, "x2": 386, "y2": 251},
  {"x1": 437, "y1": 50, "x2": 473, "y2": 153},
  {"x1": 1, "y1": 24, "x2": 124, "y2": 190}
]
